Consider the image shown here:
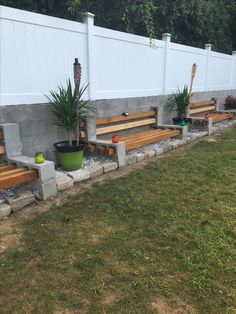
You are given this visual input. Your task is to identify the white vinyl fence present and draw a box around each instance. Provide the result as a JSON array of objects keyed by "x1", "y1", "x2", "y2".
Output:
[{"x1": 1, "y1": 5, "x2": 236, "y2": 106}]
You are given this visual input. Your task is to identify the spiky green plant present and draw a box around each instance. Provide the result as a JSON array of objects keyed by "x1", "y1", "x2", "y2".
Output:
[
  {"x1": 168, "y1": 85, "x2": 192, "y2": 118},
  {"x1": 46, "y1": 79, "x2": 91, "y2": 146}
]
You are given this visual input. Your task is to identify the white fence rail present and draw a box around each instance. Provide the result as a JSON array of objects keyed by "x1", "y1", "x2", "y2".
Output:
[{"x1": 1, "y1": 5, "x2": 236, "y2": 106}]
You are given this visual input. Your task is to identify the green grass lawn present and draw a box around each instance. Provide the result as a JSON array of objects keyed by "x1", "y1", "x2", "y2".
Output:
[{"x1": 1, "y1": 128, "x2": 236, "y2": 314}]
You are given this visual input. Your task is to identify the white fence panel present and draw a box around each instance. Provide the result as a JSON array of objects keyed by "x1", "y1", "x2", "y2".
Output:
[{"x1": 0, "y1": 5, "x2": 236, "y2": 106}]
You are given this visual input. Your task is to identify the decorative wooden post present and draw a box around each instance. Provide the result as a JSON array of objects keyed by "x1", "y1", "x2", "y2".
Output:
[{"x1": 74, "y1": 58, "x2": 82, "y2": 145}]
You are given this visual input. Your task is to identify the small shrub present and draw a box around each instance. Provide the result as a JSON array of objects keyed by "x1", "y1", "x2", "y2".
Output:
[{"x1": 224, "y1": 95, "x2": 236, "y2": 110}]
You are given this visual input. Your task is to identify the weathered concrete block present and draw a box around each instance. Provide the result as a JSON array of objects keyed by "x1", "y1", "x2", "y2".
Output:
[
  {"x1": 126, "y1": 155, "x2": 137, "y2": 165},
  {"x1": 6, "y1": 191, "x2": 35, "y2": 213},
  {"x1": 90, "y1": 166, "x2": 104, "y2": 178},
  {"x1": 30, "y1": 179, "x2": 57, "y2": 200},
  {"x1": 163, "y1": 143, "x2": 174, "y2": 152},
  {"x1": 0, "y1": 123, "x2": 22, "y2": 157},
  {"x1": 155, "y1": 147, "x2": 165, "y2": 156},
  {"x1": 0, "y1": 203, "x2": 11, "y2": 219},
  {"x1": 147, "y1": 150, "x2": 156, "y2": 158},
  {"x1": 135, "y1": 153, "x2": 147, "y2": 162},
  {"x1": 101, "y1": 162, "x2": 118, "y2": 173},
  {"x1": 56, "y1": 175, "x2": 74, "y2": 191},
  {"x1": 68, "y1": 169, "x2": 91, "y2": 182}
]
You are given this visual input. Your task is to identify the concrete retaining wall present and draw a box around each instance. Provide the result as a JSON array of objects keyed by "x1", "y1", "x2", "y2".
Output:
[{"x1": 0, "y1": 89, "x2": 235, "y2": 161}]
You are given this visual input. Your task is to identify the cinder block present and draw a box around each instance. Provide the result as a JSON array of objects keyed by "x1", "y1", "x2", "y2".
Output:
[
  {"x1": 6, "y1": 191, "x2": 35, "y2": 213},
  {"x1": 126, "y1": 155, "x2": 137, "y2": 165},
  {"x1": 101, "y1": 162, "x2": 118, "y2": 173},
  {"x1": 136, "y1": 153, "x2": 145, "y2": 162},
  {"x1": 147, "y1": 150, "x2": 156, "y2": 158},
  {"x1": 0, "y1": 203, "x2": 11, "y2": 219},
  {"x1": 90, "y1": 166, "x2": 104, "y2": 178},
  {"x1": 30, "y1": 179, "x2": 57, "y2": 200},
  {"x1": 68, "y1": 169, "x2": 91, "y2": 182},
  {"x1": 56, "y1": 175, "x2": 74, "y2": 191},
  {"x1": 0, "y1": 123, "x2": 22, "y2": 157}
]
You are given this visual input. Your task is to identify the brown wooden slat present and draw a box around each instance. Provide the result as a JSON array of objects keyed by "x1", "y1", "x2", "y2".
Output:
[
  {"x1": 97, "y1": 118, "x2": 156, "y2": 135},
  {"x1": 210, "y1": 113, "x2": 234, "y2": 122},
  {"x1": 0, "y1": 146, "x2": 5, "y2": 154},
  {"x1": 0, "y1": 163, "x2": 8, "y2": 168},
  {"x1": 124, "y1": 129, "x2": 171, "y2": 144},
  {"x1": 190, "y1": 100, "x2": 216, "y2": 108},
  {"x1": 0, "y1": 165, "x2": 16, "y2": 172},
  {"x1": 0, "y1": 169, "x2": 38, "y2": 189},
  {"x1": 0, "y1": 168, "x2": 29, "y2": 179},
  {"x1": 189, "y1": 105, "x2": 216, "y2": 115},
  {"x1": 96, "y1": 110, "x2": 157, "y2": 125},
  {"x1": 117, "y1": 128, "x2": 165, "y2": 142},
  {"x1": 106, "y1": 147, "x2": 115, "y2": 156},
  {"x1": 126, "y1": 129, "x2": 181, "y2": 150}
]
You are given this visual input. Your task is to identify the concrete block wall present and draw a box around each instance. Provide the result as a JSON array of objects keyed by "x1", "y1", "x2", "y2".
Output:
[{"x1": 0, "y1": 89, "x2": 235, "y2": 161}]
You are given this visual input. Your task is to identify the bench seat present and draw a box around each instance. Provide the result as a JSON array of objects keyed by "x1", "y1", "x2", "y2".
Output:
[
  {"x1": 102, "y1": 128, "x2": 181, "y2": 150},
  {"x1": 203, "y1": 112, "x2": 234, "y2": 123}
]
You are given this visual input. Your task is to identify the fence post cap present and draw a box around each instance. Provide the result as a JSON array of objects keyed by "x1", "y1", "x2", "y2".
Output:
[
  {"x1": 162, "y1": 33, "x2": 171, "y2": 40},
  {"x1": 84, "y1": 12, "x2": 95, "y2": 19},
  {"x1": 232, "y1": 51, "x2": 236, "y2": 56}
]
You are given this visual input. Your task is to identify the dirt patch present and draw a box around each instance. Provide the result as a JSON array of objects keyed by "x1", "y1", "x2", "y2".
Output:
[
  {"x1": 102, "y1": 290, "x2": 120, "y2": 305},
  {"x1": 151, "y1": 298, "x2": 196, "y2": 314}
]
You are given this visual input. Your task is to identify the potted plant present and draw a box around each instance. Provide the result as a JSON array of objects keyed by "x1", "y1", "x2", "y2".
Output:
[
  {"x1": 224, "y1": 95, "x2": 236, "y2": 110},
  {"x1": 168, "y1": 85, "x2": 192, "y2": 126},
  {"x1": 46, "y1": 60, "x2": 92, "y2": 171}
]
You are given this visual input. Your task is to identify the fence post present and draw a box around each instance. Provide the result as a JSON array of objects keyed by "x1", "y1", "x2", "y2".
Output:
[
  {"x1": 162, "y1": 33, "x2": 171, "y2": 95},
  {"x1": 204, "y1": 43, "x2": 212, "y2": 91},
  {"x1": 230, "y1": 51, "x2": 236, "y2": 90},
  {"x1": 84, "y1": 12, "x2": 95, "y2": 100}
]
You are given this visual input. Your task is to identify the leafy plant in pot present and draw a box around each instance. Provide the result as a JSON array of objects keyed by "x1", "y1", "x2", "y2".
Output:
[
  {"x1": 168, "y1": 85, "x2": 192, "y2": 126},
  {"x1": 46, "y1": 61, "x2": 92, "y2": 171}
]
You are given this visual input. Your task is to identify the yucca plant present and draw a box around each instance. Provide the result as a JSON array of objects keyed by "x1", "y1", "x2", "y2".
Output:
[
  {"x1": 168, "y1": 85, "x2": 192, "y2": 119},
  {"x1": 46, "y1": 79, "x2": 90, "y2": 146}
]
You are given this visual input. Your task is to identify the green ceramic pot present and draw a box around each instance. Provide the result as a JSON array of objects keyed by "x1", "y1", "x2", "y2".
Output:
[{"x1": 54, "y1": 141, "x2": 84, "y2": 171}]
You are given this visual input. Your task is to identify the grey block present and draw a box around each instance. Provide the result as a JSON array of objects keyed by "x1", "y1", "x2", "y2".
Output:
[
  {"x1": 155, "y1": 148, "x2": 165, "y2": 156},
  {"x1": 126, "y1": 155, "x2": 137, "y2": 165},
  {"x1": 56, "y1": 175, "x2": 74, "y2": 191},
  {"x1": 68, "y1": 169, "x2": 91, "y2": 182},
  {"x1": 0, "y1": 123, "x2": 22, "y2": 157},
  {"x1": 101, "y1": 162, "x2": 118, "y2": 173},
  {"x1": 30, "y1": 179, "x2": 57, "y2": 200},
  {"x1": 90, "y1": 166, "x2": 104, "y2": 178},
  {"x1": 0, "y1": 204, "x2": 11, "y2": 219},
  {"x1": 116, "y1": 142, "x2": 127, "y2": 167},
  {"x1": 147, "y1": 150, "x2": 156, "y2": 157},
  {"x1": 6, "y1": 191, "x2": 35, "y2": 213}
]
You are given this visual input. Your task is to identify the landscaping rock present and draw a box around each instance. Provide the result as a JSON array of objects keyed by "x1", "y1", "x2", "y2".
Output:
[
  {"x1": 6, "y1": 191, "x2": 35, "y2": 213},
  {"x1": 56, "y1": 175, "x2": 74, "y2": 191},
  {"x1": 0, "y1": 203, "x2": 11, "y2": 219},
  {"x1": 126, "y1": 155, "x2": 137, "y2": 165},
  {"x1": 68, "y1": 169, "x2": 90, "y2": 182},
  {"x1": 101, "y1": 162, "x2": 118, "y2": 173},
  {"x1": 155, "y1": 147, "x2": 165, "y2": 156},
  {"x1": 90, "y1": 166, "x2": 104, "y2": 178},
  {"x1": 146, "y1": 150, "x2": 156, "y2": 158}
]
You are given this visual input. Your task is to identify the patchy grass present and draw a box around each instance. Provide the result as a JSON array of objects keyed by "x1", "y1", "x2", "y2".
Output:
[{"x1": 1, "y1": 128, "x2": 236, "y2": 314}]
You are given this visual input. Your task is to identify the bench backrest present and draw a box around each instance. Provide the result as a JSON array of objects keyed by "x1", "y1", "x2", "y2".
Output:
[
  {"x1": 189, "y1": 99, "x2": 216, "y2": 116},
  {"x1": 96, "y1": 110, "x2": 157, "y2": 136}
]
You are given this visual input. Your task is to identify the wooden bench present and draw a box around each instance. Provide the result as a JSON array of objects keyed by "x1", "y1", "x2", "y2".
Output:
[
  {"x1": 189, "y1": 99, "x2": 235, "y2": 133},
  {"x1": 87, "y1": 109, "x2": 185, "y2": 166},
  {"x1": 0, "y1": 127, "x2": 38, "y2": 190}
]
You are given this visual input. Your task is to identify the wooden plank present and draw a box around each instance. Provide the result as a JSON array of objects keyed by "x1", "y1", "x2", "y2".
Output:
[
  {"x1": 211, "y1": 113, "x2": 234, "y2": 122},
  {"x1": 0, "y1": 146, "x2": 5, "y2": 154},
  {"x1": 97, "y1": 146, "x2": 106, "y2": 154},
  {"x1": 106, "y1": 147, "x2": 115, "y2": 156},
  {"x1": 96, "y1": 118, "x2": 156, "y2": 135},
  {"x1": 124, "y1": 129, "x2": 171, "y2": 144},
  {"x1": 0, "y1": 163, "x2": 8, "y2": 168},
  {"x1": 0, "y1": 165, "x2": 16, "y2": 172},
  {"x1": 87, "y1": 144, "x2": 96, "y2": 153},
  {"x1": 126, "y1": 129, "x2": 181, "y2": 150},
  {"x1": 189, "y1": 105, "x2": 216, "y2": 115},
  {"x1": 190, "y1": 100, "x2": 216, "y2": 108},
  {"x1": 0, "y1": 168, "x2": 29, "y2": 179},
  {"x1": 0, "y1": 169, "x2": 38, "y2": 189},
  {"x1": 96, "y1": 110, "x2": 157, "y2": 125},
  {"x1": 117, "y1": 128, "x2": 164, "y2": 142}
]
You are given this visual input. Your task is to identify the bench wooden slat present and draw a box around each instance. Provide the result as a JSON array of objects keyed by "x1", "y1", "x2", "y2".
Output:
[
  {"x1": 122, "y1": 129, "x2": 169, "y2": 144},
  {"x1": 0, "y1": 168, "x2": 29, "y2": 179},
  {"x1": 126, "y1": 129, "x2": 181, "y2": 150},
  {"x1": 210, "y1": 113, "x2": 234, "y2": 122},
  {"x1": 0, "y1": 165, "x2": 16, "y2": 172},
  {"x1": 189, "y1": 105, "x2": 216, "y2": 115},
  {"x1": 0, "y1": 169, "x2": 38, "y2": 189},
  {"x1": 117, "y1": 128, "x2": 165, "y2": 142},
  {"x1": 0, "y1": 163, "x2": 8, "y2": 168},
  {"x1": 96, "y1": 110, "x2": 156, "y2": 125},
  {"x1": 97, "y1": 118, "x2": 156, "y2": 135},
  {"x1": 190, "y1": 100, "x2": 216, "y2": 108}
]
